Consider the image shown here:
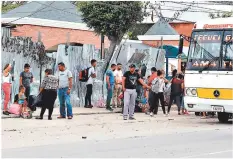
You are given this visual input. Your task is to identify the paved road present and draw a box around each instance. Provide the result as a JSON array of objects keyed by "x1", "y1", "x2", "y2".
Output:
[
  {"x1": 2, "y1": 128, "x2": 233, "y2": 158},
  {"x1": 2, "y1": 112, "x2": 233, "y2": 158}
]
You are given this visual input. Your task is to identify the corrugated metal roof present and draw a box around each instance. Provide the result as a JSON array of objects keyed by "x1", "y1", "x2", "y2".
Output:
[
  {"x1": 2, "y1": 1, "x2": 83, "y2": 23},
  {"x1": 145, "y1": 19, "x2": 179, "y2": 35}
]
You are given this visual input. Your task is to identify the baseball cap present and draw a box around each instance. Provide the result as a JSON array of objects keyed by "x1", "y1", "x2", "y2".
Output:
[{"x1": 129, "y1": 64, "x2": 136, "y2": 68}]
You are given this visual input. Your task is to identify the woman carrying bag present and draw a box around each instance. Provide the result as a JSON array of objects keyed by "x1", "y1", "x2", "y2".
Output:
[{"x1": 36, "y1": 69, "x2": 58, "y2": 120}]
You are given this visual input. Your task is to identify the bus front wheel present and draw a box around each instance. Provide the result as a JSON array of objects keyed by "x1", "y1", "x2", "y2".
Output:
[{"x1": 218, "y1": 112, "x2": 229, "y2": 123}]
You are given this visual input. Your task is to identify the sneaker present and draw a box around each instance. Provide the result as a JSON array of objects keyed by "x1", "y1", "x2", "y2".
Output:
[
  {"x1": 123, "y1": 117, "x2": 128, "y2": 120},
  {"x1": 129, "y1": 117, "x2": 136, "y2": 120},
  {"x1": 35, "y1": 116, "x2": 43, "y2": 120},
  {"x1": 150, "y1": 112, "x2": 154, "y2": 117},
  {"x1": 106, "y1": 107, "x2": 114, "y2": 111},
  {"x1": 68, "y1": 116, "x2": 73, "y2": 120},
  {"x1": 178, "y1": 112, "x2": 181, "y2": 115},
  {"x1": 3, "y1": 111, "x2": 10, "y2": 115}
]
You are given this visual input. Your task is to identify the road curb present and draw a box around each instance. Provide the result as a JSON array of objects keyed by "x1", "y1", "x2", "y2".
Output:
[{"x1": 1, "y1": 110, "x2": 122, "y2": 119}]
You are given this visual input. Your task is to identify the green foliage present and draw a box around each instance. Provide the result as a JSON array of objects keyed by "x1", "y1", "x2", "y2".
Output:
[
  {"x1": 77, "y1": 1, "x2": 146, "y2": 41},
  {"x1": 209, "y1": 11, "x2": 233, "y2": 19},
  {"x1": 1, "y1": 1, "x2": 26, "y2": 13}
]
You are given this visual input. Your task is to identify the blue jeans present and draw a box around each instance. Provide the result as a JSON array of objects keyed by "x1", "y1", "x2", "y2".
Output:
[
  {"x1": 106, "y1": 84, "x2": 114, "y2": 107},
  {"x1": 58, "y1": 87, "x2": 73, "y2": 117}
]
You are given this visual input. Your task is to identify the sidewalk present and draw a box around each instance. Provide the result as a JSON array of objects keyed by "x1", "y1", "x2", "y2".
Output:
[
  {"x1": 2, "y1": 107, "x2": 122, "y2": 119},
  {"x1": 2, "y1": 106, "x2": 178, "y2": 119}
]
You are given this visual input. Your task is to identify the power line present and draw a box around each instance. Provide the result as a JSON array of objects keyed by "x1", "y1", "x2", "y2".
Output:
[{"x1": 161, "y1": 1, "x2": 232, "y2": 13}]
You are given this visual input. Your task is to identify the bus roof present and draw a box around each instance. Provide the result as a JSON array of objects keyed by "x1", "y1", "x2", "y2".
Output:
[{"x1": 195, "y1": 17, "x2": 233, "y2": 30}]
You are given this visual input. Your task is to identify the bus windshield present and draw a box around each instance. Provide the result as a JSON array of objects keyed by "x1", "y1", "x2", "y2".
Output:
[{"x1": 186, "y1": 30, "x2": 233, "y2": 71}]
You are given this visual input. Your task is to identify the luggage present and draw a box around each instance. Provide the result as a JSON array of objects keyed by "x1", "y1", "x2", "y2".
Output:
[
  {"x1": 79, "y1": 67, "x2": 91, "y2": 82},
  {"x1": 28, "y1": 95, "x2": 37, "y2": 111},
  {"x1": 8, "y1": 104, "x2": 21, "y2": 115},
  {"x1": 32, "y1": 93, "x2": 43, "y2": 107}
]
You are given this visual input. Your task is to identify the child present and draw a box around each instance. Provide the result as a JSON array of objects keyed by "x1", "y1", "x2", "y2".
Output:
[{"x1": 15, "y1": 86, "x2": 27, "y2": 115}]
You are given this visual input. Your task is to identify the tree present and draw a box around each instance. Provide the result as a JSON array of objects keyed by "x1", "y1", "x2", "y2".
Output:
[
  {"x1": 209, "y1": 11, "x2": 233, "y2": 19},
  {"x1": 1, "y1": 1, "x2": 26, "y2": 13},
  {"x1": 77, "y1": 1, "x2": 146, "y2": 67}
]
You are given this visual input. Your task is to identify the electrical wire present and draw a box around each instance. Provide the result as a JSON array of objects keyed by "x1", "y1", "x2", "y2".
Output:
[{"x1": 161, "y1": 1, "x2": 232, "y2": 13}]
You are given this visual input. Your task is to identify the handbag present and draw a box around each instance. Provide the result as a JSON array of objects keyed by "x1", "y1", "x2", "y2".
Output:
[{"x1": 32, "y1": 93, "x2": 43, "y2": 107}]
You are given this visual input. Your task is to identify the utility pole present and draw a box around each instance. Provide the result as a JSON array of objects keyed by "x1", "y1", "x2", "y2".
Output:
[{"x1": 100, "y1": 34, "x2": 105, "y2": 59}]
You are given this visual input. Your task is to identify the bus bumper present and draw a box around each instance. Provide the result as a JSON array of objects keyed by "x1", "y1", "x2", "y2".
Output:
[{"x1": 184, "y1": 96, "x2": 233, "y2": 113}]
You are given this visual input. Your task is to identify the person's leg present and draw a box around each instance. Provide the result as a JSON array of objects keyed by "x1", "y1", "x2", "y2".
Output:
[
  {"x1": 2, "y1": 83, "x2": 11, "y2": 112},
  {"x1": 58, "y1": 89, "x2": 66, "y2": 117},
  {"x1": 106, "y1": 84, "x2": 114, "y2": 109},
  {"x1": 123, "y1": 90, "x2": 130, "y2": 119},
  {"x1": 129, "y1": 89, "x2": 137, "y2": 119},
  {"x1": 117, "y1": 84, "x2": 122, "y2": 107},
  {"x1": 175, "y1": 96, "x2": 181, "y2": 114},
  {"x1": 85, "y1": 85, "x2": 89, "y2": 106},
  {"x1": 159, "y1": 92, "x2": 166, "y2": 114},
  {"x1": 154, "y1": 93, "x2": 160, "y2": 114},
  {"x1": 89, "y1": 84, "x2": 93, "y2": 106},
  {"x1": 167, "y1": 95, "x2": 175, "y2": 114},
  {"x1": 25, "y1": 87, "x2": 30, "y2": 101},
  {"x1": 149, "y1": 92, "x2": 155, "y2": 113},
  {"x1": 40, "y1": 107, "x2": 46, "y2": 118},
  {"x1": 112, "y1": 84, "x2": 117, "y2": 108},
  {"x1": 48, "y1": 91, "x2": 57, "y2": 119},
  {"x1": 64, "y1": 88, "x2": 73, "y2": 118},
  {"x1": 48, "y1": 108, "x2": 54, "y2": 119}
]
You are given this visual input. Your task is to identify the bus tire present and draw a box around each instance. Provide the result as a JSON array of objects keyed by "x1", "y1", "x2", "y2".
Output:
[
  {"x1": 195, "y1": 112, "x2": 200, "y2": 116},
  {"x1": 218, "y1": 112, "x2": 229, "y2": 123}
]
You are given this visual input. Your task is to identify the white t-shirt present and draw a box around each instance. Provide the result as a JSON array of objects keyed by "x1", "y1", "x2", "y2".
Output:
[
  {"x1": 114, "y1": 70, "x2": 123, "y2": 83},
  {"x1": 158, "y1": 78, "x2": 165, "y2": 93},
  {"x1": 86, "y1": 67, "x2": 96, "y2": 85},
  {"x1": 57, "y1": 69, "x2": 73, "y2": 88}
]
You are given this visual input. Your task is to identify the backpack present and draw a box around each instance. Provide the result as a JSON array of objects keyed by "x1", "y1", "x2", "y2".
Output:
[
  {"x1": 151, "y1": 78, "x2": 160, "y2": 94},
  {"x1": 79, "y1": 67, "x2": 91, "y2": 82}
]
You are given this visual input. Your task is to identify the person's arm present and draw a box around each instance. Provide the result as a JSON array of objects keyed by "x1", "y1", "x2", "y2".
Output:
[
  {"x1": 106, "y1": 71, "x2": 111, "y2": 89},
  {"x1": 40, "y1": 77, "x2": 46, "y2": 93},
  {"x1": 19, "y1": 72, "x2": 23, "y2": 86},
  {"x1": 67, "y1": 71, "x2": 73, "y2": 94},
  {"x1": 122, "y1": 77, "x2": 126, "y2": 92},
  {"x1": 138, "y1": 78, "x2": 150, "y2": 89},
  {"x1": 91, "y1": 68, "x2": 96, "y2": 78}
]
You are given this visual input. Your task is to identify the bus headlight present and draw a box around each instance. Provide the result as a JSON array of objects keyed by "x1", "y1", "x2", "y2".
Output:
[
  {"x1": 185, "y1": 88, "x2": 197, "y2": 97},
  {"x1": 191, "y1": 89, "x2": 197, "y2": 96}
]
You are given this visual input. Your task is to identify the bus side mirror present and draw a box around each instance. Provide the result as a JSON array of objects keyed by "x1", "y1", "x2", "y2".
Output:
[{"x1": 178, "y1": 36, "x2": 184, "y2": 54}]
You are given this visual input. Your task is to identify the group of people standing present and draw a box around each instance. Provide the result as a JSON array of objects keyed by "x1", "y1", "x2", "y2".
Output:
[
  {"x1": 2, "y1": 59, "x2": 187, "y2": 121},
  {"x1": 2, "y1": 62, "x2": 74, "y2": 120}
]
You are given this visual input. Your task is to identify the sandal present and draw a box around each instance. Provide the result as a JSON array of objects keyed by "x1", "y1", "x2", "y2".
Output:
[
  {"x1": 57, "y1": 116, "x2": 66, "y2": 119},
  {"x1": 3, "y1": 111, "x2": 10, "y2": 115}
]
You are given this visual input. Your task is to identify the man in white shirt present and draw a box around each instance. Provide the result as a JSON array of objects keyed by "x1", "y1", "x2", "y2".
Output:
[
  {"x1": 85, "y1": 59, "x2": 97, "y2": 108},
  {"x1": 112, "y1": 63, "x2": 123, "y2": 108},
  {"x1": 57, "y1": 62, "x2": 73, "y2": 119}
]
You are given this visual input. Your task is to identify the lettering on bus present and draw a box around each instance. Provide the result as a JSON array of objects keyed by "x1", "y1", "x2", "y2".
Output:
[
  {"x1": 225, "y1": 35, "x2": 233, "y2": 42},
  {"x1": 194, "y1": 34, "x2": 221, "y2": 42},
  {"x1": 203, "y1": 24, "x2": 233, "y2": 29}
]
